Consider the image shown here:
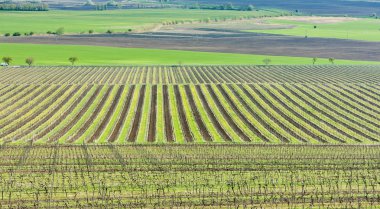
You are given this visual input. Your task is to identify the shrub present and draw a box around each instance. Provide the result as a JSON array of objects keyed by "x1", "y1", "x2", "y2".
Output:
[
  {"x1": 4, "y1": 33, "x2": 10, "y2": 37},
  {"x1": 12, "y1": 32, "x2": 21, "y2": 36},
  {"x1": 56, "y1": 27, "x2": 65, "y2": 35}
]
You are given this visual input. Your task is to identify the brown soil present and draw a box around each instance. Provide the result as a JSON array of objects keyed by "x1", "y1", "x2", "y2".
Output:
[
  {"x1": 195, "y1": 85, "x2": 232, "y2": 141},
  {"x1": 205, "y1": 85, "x2": 250, "y2": 142},
  {"x1": 108, "y1": 85, "x2": 135, "y2": 143},
  {"x1": 163, "y1": 85, "x2": 174, "y2": 142},
  {"x1": 68, "y1": 86, "x2": 114, "y2": 143},
  {"x1": 38, "y1": 85, "x2": 92, "y2": 140},
  {"x1": 48, "y1": 86, "x2": 102, "y2": 142},
  {"x1": 88, "y1": 86, "x2": 124, "y2": 143},
  {"x1": 127, "y1": 85, "x2": 146, "y2": 142},
  {"x1": 184, "y1": 85, "x2": 212, "y2": 141},
  {"x1": 173, "y1": 85, "x2": 193, "y2": 142},
  {"x1": 147, "y1": 85, "x2": 157, "y2": 142}
]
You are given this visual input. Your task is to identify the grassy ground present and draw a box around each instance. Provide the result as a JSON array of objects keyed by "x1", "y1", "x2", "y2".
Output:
[
  {"x1": 246, "y1": 18, "x2": 380, "y2": 42},
  {"x1": 0, "y1": 9, "x2": 280, "y2": 35},
  {"x1": 1, "y1": 43, "x2": 379, "y2": 65}
]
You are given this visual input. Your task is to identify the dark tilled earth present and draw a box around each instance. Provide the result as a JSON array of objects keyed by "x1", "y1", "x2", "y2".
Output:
[{"x1": 2, "y1": 30, "x2": 380, "y2": 62}]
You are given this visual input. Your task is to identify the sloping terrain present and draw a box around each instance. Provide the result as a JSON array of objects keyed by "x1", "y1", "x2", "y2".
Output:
[{"x1": 0, "y1": 65, "x2": 379, "y2": 144}]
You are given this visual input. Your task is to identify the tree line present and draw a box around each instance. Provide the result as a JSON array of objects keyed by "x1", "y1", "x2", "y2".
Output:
[{"x1": 0, "y1": 3, "x2": 49, "y2": 11}]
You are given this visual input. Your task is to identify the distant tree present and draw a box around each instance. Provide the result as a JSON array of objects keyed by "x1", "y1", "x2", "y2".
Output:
[
  {"x1": 89, "y1": 29, "x2": 94, "y2": 34},
  {"x1": 263, "y1": 58, "x2": 272, "y2": 65},
  {"x1": 329, "y1": 57, "x2": 335, "y2": 64},
  {"x1": 312, "y1": 57, "x2": 318, "y2": 65},
  {"x1": 2, "y1": 57, "x2": 12, "y2": 65},
  {"x1": 25, "y1": 57, "x2": 34, "y2": 67},
  {"x1": 4, "y1": 33, "x2": 10, "y2": 37},
  {"x1": 56, "y1": 27, "x2": 65, "y2": 35},
  {"x1": 12, "y1": 32, "x2": 21, "y2": 36},
  {"x1": 29, "y1": 32, "x2": 34, "y2": 36},
  {"x1": 106, "y1": 30, "x2": 113, "y2": 34},
  {"x1": 68, "y1": 57, "x2": 78, "y2": 65},
  {"x1": 246, "y1": 5, "x2": 254, "y2": 11}
]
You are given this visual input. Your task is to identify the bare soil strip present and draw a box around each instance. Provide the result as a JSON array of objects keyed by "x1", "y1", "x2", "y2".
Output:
[
  {"x1": 48, "y1": 86, "x2": 102, "y2": 142},
  {"x1": 314, "y1": 85, "x2": 380, "y2": 121},
  {"x1": 272, "y1": 85, "x2": 363, "y2": 143},
  {"x1": 184, "y1": 85, "x2": 212, "y2": 141},
  {"x1": 284, "y1": 85, "x2": 378, "y2": 141},
  {"x1": 237, "y1": 85, "x2": 305, "y2": 143},
  {"x1": 0, "y1": 85, "x2": 58, "y2": 122},
  {"x1": 88, "y1": 86, "x2": 124, "y2": 143},
  {"x1": 38, "y1": 85, "x2": 92, "y2": 140},
  {"x1": 205, "y1": 85, "x2": 250, "y2": 142},
  {"x1": 0, "y1": 85, "x2": 28, "y2": 104},
  {"x1": 128, "y1": 85, "x2": 146, "y2": 142},
  {"x1": 248, "y1": 85, "x2": 319, "y2": 143},
  {"x1": 109, "y1": 86, "x2": 135, "y2": 143},
  {"x1": 260, "y1": 85, "x2": 346, "y2": 143},
  {"x1": 216, "y1": 85, "x2": 268, "y2": 142},
  {"x1": 9, "y1": 85, "x2": 82, "y2": 141},
  {"x1": 147, "y1": 85, "x2": 157, "y2": 142},
  {"x1": 228, "y1": 85, "x2": 288, "y2": 142},
  {"x1": 68, "y1": 86, "x2": 114, "y2": 143},
  {"x1": 0, "y1": 85, "x2": 72, "y2": 139},
  {"x1": 195, "y1": 85, "x2": 232, "y2": 142},
  {"x1": 163, "y1": 85, "x2": 174, "y2": 142},
  {"x1": 298, "y1": 85, "x2": 380, "y2": 130},
  {"x1": 174, "y1": 85, "x2": 193, "y2": 142}
]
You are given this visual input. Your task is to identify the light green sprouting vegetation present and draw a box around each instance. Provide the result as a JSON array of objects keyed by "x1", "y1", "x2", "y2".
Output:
[{"x1": 0, "y1": 65, "x2": 379, "y2": 144}]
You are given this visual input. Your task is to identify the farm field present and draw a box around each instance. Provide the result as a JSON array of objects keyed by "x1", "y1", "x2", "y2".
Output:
[
  {"x1": 1, "y1": 43, "x2": 380, "y2": 65},
  {"x1": 0, "y1": 9, "x2": 284, "y2": 35},
  {"x1": 0, "y1": 65, "x2": 379, "y2": 145},
  {"x1": 246, "y1": 17, "x2": 380, "y2": 42},
  {"x1": 0, "y1": 144, "x2": 379, "y2": 208}
]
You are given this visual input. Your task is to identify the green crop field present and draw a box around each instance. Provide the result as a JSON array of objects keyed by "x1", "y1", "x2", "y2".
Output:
[
  {"x1": 246, "y1": 17, "x2": 380, "y2": 42},
  {"x1": 1, "y1": 43, "x2": 379, "y2": 65},
  {"x1": 0, "y1": 9, "x2": 283, "y2": 34},
  {"x1": 0, "y1": 65, "x2": 379, "y2": 145}
]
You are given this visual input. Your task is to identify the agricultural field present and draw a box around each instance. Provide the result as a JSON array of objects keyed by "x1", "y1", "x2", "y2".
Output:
[
  {"x1": 0, "y1": 9, "x2": 284, "y2": 35},
  {"x1": 1, "y1": 43, "x2": 380, "y2": 65},
  {"x1": 246, "y1": 16, "x2": 380, "y2": 42},
  {"x1": 0, "y1": 144, "x2": 379, "y2": 208},
  {"x1": 0, "y1": 65, "x2": 379, "y2": 145}
]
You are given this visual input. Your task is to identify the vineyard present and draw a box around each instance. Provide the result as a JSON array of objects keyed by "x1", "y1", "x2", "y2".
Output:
[
  {"x1": 0, "y1": 144, "x2": 379, "y2": 208},
  {"x1": 0, "y1": 65, "x2": 380, "y2": 144},
  {"x1": 1, "y1": 65, "x2": 380, "y2": 207}
]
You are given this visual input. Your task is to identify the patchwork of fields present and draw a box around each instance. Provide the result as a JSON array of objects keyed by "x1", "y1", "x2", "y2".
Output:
[{"x1": 0, "y1": 65, "x2": 379, "y2": 144}]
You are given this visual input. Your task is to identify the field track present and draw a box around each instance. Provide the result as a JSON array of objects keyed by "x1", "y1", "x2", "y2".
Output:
[{"x1": 0, "y1": 65, "x2": 379, "y2": 144}]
